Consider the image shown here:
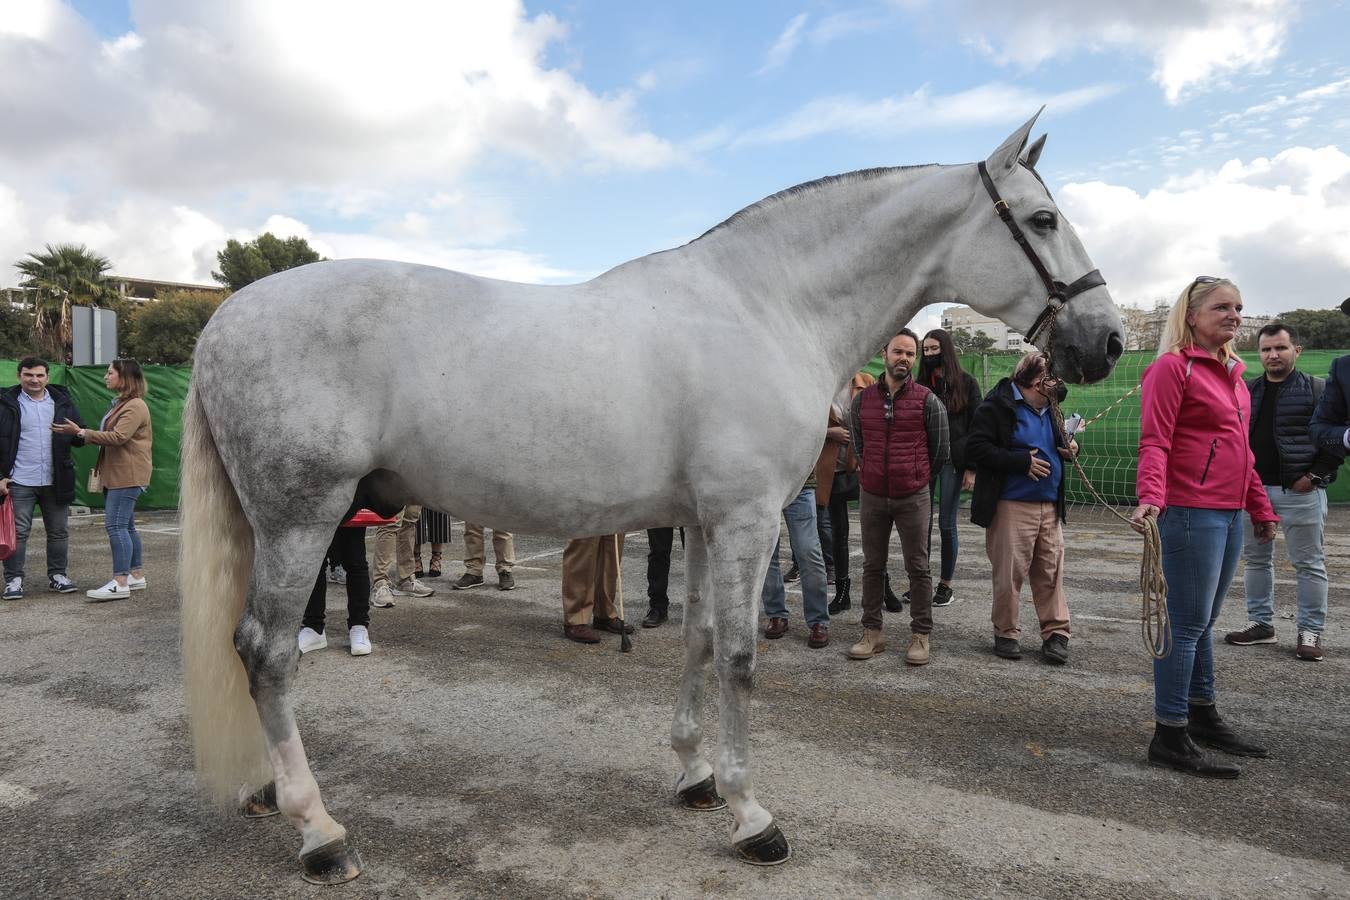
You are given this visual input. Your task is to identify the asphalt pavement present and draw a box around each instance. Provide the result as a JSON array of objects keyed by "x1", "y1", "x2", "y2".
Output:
[{"x1": 1, "y1": 505, "x2": 1346, "y2": 898}]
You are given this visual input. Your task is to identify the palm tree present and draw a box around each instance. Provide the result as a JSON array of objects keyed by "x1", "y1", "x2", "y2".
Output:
[{"x1": 13, "y1": 243, "x2": 115, "y2": 358}]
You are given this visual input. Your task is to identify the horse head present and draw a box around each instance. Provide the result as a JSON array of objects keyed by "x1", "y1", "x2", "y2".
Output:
[{"x1": 947, "y1": 110, "x2": 1124, "y2": 384}]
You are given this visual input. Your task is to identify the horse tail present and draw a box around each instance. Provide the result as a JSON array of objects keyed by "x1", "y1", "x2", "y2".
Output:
[{"x1": 179, "y1": 380, "x2": 271, "y2": 805}]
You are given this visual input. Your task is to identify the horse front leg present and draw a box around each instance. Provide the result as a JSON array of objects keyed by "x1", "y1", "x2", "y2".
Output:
[
  {"x1": 707, "y1": 514, "x2": 792, "y2": 866},
  {"x1": 671, "y1": 528, "x2": 725, "y2": 811},
  {"x1": 237, "y1": 533, "x2": 362, "y2": 885}
]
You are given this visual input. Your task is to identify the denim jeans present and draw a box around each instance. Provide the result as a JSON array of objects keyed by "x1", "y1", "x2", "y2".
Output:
[
  {"x1": 762, "y1": 487, "x2": 829, "y2": 626},
  {"x1": 103, "y1": 486, "x2": 145, "y2": 576},
  {"x1": 816, "y1": 505, "x2": 833, "y2": 572},
  {"x1": 1153, "y1": 506, "x2": 1243, "y2": 725},
  {"x1": 4, "y1": 483, "x2": 70, "y2": 581},
  {"x1": 927, "y1": 462, "x2": 961, "y2": 583},
  {"x1": 1242, "y1": 486, "x2": 1328, "y2": 633}
]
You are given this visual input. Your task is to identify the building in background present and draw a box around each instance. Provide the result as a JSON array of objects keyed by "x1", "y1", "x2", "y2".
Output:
[{"x1": 940, "y1": 306, "x2": 1027, "y2": 351}]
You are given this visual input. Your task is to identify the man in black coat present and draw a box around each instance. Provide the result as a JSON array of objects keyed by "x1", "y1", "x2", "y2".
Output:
[
  {"x1": 0, "y1": 356, "x2": 86, "y2": 600},
  {"x1": 965, "y1": 352, "x2": 1077, "y2": 664}
]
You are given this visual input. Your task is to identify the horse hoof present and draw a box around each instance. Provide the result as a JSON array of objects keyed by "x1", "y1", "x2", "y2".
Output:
[
  {"x1": 677, "y1": 775, "x2": 727, "y2": 812},
  {"x1": 733, "y1": 822, "x2": 791, "y2": 866},
  {"x1": 239, "y1": 783, "x2": 279, "y2": 819},
  {"x1": 300, "y1": 839, "x2": 363, "y2": 885}
]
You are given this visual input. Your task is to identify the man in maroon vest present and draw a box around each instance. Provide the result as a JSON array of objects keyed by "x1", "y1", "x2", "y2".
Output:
[{"x1": 846, "y1": 329, "x2": 950, "y2": 665}]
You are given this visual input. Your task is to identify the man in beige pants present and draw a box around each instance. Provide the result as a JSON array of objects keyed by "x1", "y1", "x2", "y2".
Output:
[
  {"x1": 370, "y1": 505, "x2": 435, "y2": 608},
  {"x1": 560, "y1": 534, "x2": 632, "y2": 643},
  {"x1": 452, "y1": 523, "x2": 517, "y2": 591}
]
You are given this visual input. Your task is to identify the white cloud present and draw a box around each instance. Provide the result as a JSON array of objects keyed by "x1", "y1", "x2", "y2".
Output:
[
  {"x1": 735, "y1": 81, "x2": 1120, "y2": 146},
  {"x1": 757, "y1": 13, "x2": 809, "y2": 75},
  {"x1": 913, "y1": 0, "x2": 1298, "y2": 103},
  {"x1": 1059, "y1": 145, "x2": 1350, "y2": 314}
]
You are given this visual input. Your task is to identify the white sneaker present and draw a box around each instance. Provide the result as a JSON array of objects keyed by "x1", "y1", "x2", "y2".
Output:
[
  {"x1": 349, "y1": 625, "x2": 372, "y2": 656},
  {"x1": 85, "y1": 580, "x2": 131, "y2": 602},
  {"x1": 127, "y1": 575, "x2": 147, "y2": 591},
  {"x1": 370, "y1": 582, "x2": 396, "y2": 608},
  {"x1": 394, "y1": 576, "x2": 434, "y2": 598},
  {"x1": 328, "y1": 565, "x2": 346, "y2": 585},
  {"x1": 3, "y1": 577, "x2": 23, "y2": 600},
  {"x1": 297, "y1": 626, "x2": 328, "y2": 653}
]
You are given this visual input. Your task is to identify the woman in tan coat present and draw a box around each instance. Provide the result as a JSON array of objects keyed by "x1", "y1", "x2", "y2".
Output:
[{"x1": 54, "y1": 358, "x2": 153, "y2": 601}]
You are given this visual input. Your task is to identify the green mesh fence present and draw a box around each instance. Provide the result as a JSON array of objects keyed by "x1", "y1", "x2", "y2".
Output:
[{"x1": 863, "y1": 349, "x2": 1350, "y2": 506}]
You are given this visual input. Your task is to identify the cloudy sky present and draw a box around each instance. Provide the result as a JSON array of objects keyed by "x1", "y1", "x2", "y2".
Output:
[{"x1": 2, "y1": 0, "x2": 1348, "y2": 330}]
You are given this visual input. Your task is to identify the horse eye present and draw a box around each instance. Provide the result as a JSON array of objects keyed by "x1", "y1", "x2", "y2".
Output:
[{"x1": 1031, "y1": 211, "x2": 1057, "y2": 230}]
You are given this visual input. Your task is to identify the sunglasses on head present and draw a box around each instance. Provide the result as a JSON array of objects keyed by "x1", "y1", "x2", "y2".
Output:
[{"x1": 1186, "y1": 275, "x2": 1223, "y2": 303}]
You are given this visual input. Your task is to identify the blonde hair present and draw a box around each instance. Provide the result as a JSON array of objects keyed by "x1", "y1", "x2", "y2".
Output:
[
  {"x1": 112, "y1": 357, "x2": 147, "y2": 400},
  {"x1": 1157, "y1": 278, "x2": 1240, "y2": 362}
]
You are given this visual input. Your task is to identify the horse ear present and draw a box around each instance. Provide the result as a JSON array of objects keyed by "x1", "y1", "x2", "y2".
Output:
[
  {"x1": 985, "y1": 107, "x2": 1044, "y2": 178},
  {"x1": 1023, "y1": 133, "x2": 1047, "y2": 170}
]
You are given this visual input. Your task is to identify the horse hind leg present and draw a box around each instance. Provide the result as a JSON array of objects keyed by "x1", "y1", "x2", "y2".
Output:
[
  {"x1": 235, "y1": 523, "x2": 363, "y2": 884},
  {"x1": 706, "y1": 513, "x2": 791, "y2": 866},
  {"x1": 671, "y1": 528, "x2": 726, "y2": 811}
]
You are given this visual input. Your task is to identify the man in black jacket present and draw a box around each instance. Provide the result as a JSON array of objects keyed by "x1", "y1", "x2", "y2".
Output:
[
  {"x1": 0, "y1": 357, "x2": 86, "y2": 600},
  {"x1": 1226, "y1": 322, "x2": 1343, "y2": 662},
  {"x1": 965, "y1": 352, "x2": 1077, "y2": 664}
]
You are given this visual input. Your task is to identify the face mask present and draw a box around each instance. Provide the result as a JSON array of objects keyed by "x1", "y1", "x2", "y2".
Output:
[{"x1": 920, "y1": 354, "x2": 943, "y2": 376}]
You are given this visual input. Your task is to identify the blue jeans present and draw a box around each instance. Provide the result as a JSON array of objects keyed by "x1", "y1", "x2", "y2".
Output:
[
  {"x1": 4, "y1": 483, "x2": 70, "y2": 581},
  {"x1": 103, "y1": 486, "x2": 145, "y2": 576},
  {"x1": 1243, "y1": 486, "x2": 1328, "y2": 633},
  {"x1": 762, "y1": 488, "x2": 829, "y2": 626},
  {"x1": 928, "y1": 462, "x2": 961, "y2": 583},
  {"x1": 1153, "y1": 506, "x2": 1243, "y2": 725}
]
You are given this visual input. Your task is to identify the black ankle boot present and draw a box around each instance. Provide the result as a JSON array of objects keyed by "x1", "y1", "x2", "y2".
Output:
[
  {"x1": 883, "y1": 572, "x2": 903, "y2": 613},
  {"x1": 1148, "y1": 722, "x2": 1241, "y2": 778},
  {"x1": 828, "y1": 577, "x2": 851, "y2": 614},
  {"x1": 1187, "y1": 702, "x2": 1269, "y2": 758}
]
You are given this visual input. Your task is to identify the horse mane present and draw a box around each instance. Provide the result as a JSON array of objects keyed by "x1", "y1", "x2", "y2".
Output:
[{"x1": 691, "y1": 164, "x2": 939, "y2": 243}]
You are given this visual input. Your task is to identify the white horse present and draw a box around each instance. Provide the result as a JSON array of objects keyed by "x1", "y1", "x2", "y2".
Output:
[{"x1": 180, "y1": 111, "x2": 1123, "y2": 883}]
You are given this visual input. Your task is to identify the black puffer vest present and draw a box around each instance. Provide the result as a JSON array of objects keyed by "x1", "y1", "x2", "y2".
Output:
[{"x1": 1246, "y1": 371, "x2": 1332, "y2": 488}]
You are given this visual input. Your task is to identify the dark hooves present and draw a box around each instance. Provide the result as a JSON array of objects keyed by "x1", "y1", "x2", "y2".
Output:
[
  {"x1": 300, "y1": 839, "x2": 363, "y2": 885},
  {"x1": 239, "y1": 783, "x2": 280, "y2": 819},
  {"x1": 677, "y1": 775, "x2": 727, "y2": 812},
  {"x1": 733, "y1": 822, "x2": 791, "y2": 866}
]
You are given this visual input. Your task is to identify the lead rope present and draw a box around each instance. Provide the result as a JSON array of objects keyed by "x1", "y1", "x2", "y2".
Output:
[
  {"x1": 1039, "y1": 312, "x2": 1172, "y2": 660},
  {"x1": 614, "y1": 533, "x2": 632, "y2": 652}
]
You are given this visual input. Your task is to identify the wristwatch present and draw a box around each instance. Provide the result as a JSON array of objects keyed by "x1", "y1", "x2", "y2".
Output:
[{"x1": 1307, "y1": 472, "x2": 1331, "y2": 488}]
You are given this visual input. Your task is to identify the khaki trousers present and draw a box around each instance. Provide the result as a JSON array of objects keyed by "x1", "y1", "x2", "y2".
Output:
[
  {"x1": 561, "y1": 534, "x2": 624, "y2": 625},
  {"x1": 985, "y1": 499, "x2": 1070, "y2": 639},
  {"x1": 859, "y1": 488, "x2": 932, "y2": 634},
  {"x1": 463, "y1": 522, "x2": 516, "y2": 575},
  {"x1": 373, "y1": 504, "x2": 421, "y2": 588}
]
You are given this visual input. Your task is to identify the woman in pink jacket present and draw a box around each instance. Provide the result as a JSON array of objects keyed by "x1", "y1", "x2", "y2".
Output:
[{"x1": 1131, "y1": 277, "x2": 1278, "y2": 778}]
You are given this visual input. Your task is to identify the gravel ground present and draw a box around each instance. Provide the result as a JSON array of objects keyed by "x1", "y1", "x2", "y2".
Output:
[{"x1": 1, "y1": 505, "x2": 1346, "y2": 899}]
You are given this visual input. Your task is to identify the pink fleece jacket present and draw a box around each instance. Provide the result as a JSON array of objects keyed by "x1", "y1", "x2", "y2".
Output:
[{"x1": 1137, "y1": 347, "x2": 1277, "y2": 522}]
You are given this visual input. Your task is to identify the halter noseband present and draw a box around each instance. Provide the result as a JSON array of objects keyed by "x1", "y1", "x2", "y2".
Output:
[{"x1": 977, "y1": 160, "x2": 1105, "y2": 352}]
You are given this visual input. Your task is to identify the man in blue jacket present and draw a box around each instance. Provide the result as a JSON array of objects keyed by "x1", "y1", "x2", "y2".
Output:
[{"x1": 0, "y1": 357, "x2": 86, "y2": 600}]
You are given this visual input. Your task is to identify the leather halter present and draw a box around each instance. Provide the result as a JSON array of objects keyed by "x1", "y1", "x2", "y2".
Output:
[{"x1": 977, "y1": 160, "x2": 1106, "y2": 350}]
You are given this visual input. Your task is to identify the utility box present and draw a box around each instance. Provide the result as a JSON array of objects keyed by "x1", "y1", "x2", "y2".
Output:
[{"x1": 71, "y1": 306, "x2": 118, "y2": 366}]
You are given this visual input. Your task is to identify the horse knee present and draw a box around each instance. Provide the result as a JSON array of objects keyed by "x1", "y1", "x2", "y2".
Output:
[
  {"x1": 234, "y1": 614, "x2": 290, "y2": 696},
  {"x1": 716, "y1": 650, "x2": 756, "y2": 692}
]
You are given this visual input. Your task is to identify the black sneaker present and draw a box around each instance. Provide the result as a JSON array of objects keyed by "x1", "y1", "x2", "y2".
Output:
[
  {"x1": 784, "y1": 564, "x2": 800, "y2": 583},
  {"x1": 452, "y1": 572, "x2": 485, "y2": 590},
  {"x1": 1041, "y1": 633, "x2": 1069, "y2": 665},
  {"x1": 1224, "y1": 622, "x2": 1276, "y2": 645},
  {"x1": 497, "y1": 572, "x2": 516, "y2": 591},
  {"x1": 931, "y1": 584, "x2": 954, "y2": 607}
]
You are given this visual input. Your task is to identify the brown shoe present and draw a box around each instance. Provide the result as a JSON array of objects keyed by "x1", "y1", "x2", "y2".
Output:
[
  {"x1": 592, "y1": 615, "x2": 635, "y2": 635},
  {"x1": 564, "y1": 624, "x2": 603, "y2": 644},
  {"x1": 905, "y1": 633, "x2": 931, "y2": 666},
  {"x1": 764, "y1": 617, "x2": 788, "y2": 639},
  {"x1": 1296, "y1": 630, "x2": 1325, "y2": 661},
  {"x1": 847, "y1": 628, "x2": 885, "y2": 659},
  {"x1": 807, "y1": 623, "x2": 829, "y2": 648}
]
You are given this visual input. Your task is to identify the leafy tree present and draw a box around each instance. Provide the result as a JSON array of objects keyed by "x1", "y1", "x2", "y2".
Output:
[
  {"x1": 951, "y1": 328, "x2": 998, "y2": 354},
  {"x1": 121, "y1": 290, "x2": 227, "y2": 364},
  {"x1": 1274, "y1": 308, "x2": 1350, "y2": 349},
  {"x1": 13, "y1": 243, "x2": 117, "y2": 358},
  {"x1": 212, "y1": 232, "x2": 324, "y2": 291},
  {"x1": 0, "y1": 304, "x2": 34, "y2": 359}
]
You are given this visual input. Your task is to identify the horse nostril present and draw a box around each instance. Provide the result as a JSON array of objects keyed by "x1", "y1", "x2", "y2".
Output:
[{"x1": 1105, "y1": 332, "x2": 1124, "y2": 363}]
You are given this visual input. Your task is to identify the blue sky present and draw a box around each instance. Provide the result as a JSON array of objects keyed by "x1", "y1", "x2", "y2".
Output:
[{"x1": 4, "y1": 1, "x2": 1349, "y2": 328}]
